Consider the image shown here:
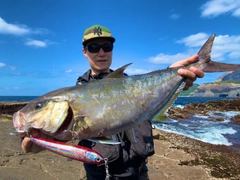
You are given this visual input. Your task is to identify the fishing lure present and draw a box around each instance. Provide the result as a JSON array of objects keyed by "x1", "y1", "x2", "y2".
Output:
[{"x1": 31, "y1": 136, "x2": 104, "y2": 164}]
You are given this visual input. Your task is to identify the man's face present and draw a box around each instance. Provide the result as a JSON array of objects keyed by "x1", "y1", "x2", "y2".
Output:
[{"x1": 83, "y1": 38, "x2": 113, "y2": 75}]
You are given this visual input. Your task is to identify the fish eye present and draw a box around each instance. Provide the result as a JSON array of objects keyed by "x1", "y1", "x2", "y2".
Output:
[{"x1": 35, "y1": 102, "x2": 43, "y2": 110}]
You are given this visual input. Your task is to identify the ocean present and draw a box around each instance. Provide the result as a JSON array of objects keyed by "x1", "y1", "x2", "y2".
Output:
[{"x1": 1, "y1": 96, "x2": 240, "y2": 151}]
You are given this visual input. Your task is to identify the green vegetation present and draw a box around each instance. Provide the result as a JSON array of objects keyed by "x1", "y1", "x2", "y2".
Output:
[
  {"x1": 180, "y1": 84, "x2": 199, "y2": 96},
  {"x1": 158, "y1": 131, "x2": 240, "y2": 179},
  {"x1": 179, "y1": 149, "x2": 240, "y2": 179},
  {"x1": 214, "y1": 80, "x2": 240, "y2": 84},
  {"x1": 179, "y1": 80, "x2": 240, "y2": 97}
]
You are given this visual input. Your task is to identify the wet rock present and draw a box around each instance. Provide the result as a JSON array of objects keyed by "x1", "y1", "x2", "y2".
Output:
[
  {"x1": 168, "y1": 98, "x2": 240, "y2": 125},
  {"x1": 0, "y1": 102, "x2": 27, "y2": 115}
]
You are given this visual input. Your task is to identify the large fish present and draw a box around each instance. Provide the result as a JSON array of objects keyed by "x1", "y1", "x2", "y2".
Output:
[{"x1": 13, "y1": 34, "x2": 240, "y2": 141}]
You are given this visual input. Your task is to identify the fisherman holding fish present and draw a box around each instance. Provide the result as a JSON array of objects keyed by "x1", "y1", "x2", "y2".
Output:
[{"x1": 21, "y1": 25, "x2": 205, "y2": 179}]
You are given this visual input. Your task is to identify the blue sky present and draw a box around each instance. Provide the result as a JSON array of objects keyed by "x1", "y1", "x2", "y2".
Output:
[{"x1": 1, "y1": 0, "x2": 240, "y2": 96}]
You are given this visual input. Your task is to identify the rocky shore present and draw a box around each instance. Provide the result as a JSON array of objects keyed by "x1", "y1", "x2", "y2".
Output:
[
  {"x1": 1, "y1": 99, "x2": 240, "y2": 180},
  {"x1": 168, "y1": 98, "x2": 240, "y2": 125}
]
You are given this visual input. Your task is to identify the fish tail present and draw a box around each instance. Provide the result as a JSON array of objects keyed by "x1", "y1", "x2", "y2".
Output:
[{"x1": 198, "y1": 34, "x2": 240, "y2": 72}]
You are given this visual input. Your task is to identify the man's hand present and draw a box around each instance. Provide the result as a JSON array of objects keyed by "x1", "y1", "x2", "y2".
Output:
[
  {"x1": 169, "y1": 54, "x2": 204, "y2": 90},
  {"x1": 22, "y1": 129, "x2": 53, "y2": 153}
]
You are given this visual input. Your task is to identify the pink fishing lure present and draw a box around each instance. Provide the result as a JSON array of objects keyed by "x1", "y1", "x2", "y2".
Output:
[{"x1": 31, "y1": 136, "x2": 104, "y2": 164}]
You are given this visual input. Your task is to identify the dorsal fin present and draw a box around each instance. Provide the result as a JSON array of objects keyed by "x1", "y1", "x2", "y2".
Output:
[{"x1": 106, "y1": 63, "x2": 132, "y2": 78}]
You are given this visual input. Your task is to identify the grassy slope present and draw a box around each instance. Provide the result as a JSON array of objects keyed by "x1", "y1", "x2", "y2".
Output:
[
  {"x1": 180, "y1": 84, "x2": 199, "y2": 96},
  {"x1": 180, "y1": 81, "x2": 240, "y2": 96}
]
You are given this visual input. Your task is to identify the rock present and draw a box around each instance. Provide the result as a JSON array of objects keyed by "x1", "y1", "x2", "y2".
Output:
[
  {"x1": 0, "y1": 102, "x2": 27, "y2": 115},
  {"x1": 168, "y1": 98, "x2": 240, "y2": 125},
  {"x1": 2, "y1": 118, "x2": 233, "y2": 180},
  {"x1": 1, "y1": 100, "x2": 240, "y2": 179},
  {"x1": 231, "y1": 114, "x2": 240, "y2": 124}
]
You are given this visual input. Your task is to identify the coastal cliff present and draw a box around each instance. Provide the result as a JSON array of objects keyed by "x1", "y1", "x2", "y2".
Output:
[
  {"x1": 190, "y1": 83, "x2": 240, "y2": 97},
  {"x1": 186, "y1": 70, "x2": 240, "y2": 97}
]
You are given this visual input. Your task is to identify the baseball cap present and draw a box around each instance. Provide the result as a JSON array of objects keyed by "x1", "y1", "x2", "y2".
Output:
[{"x1": 82, "y1": 24, "x2": 115, "y2": 46}]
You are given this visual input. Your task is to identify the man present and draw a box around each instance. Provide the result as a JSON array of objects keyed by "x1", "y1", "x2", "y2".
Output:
[{"x1": 22, "y1": 25, "x2": 204, "y2": 180}]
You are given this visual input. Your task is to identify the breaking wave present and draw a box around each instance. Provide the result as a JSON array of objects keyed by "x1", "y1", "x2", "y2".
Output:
[{"x1": 154, "y1": 111, "x2": 240, "y2": 149}]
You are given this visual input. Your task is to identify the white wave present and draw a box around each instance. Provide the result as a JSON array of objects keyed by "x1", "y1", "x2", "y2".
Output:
[
  {"x1": 154, "y1": 118, "x2": 237, "y2": 146},
  {"x1": 174, "y1": 105, "x2": 184, "y2": 109},
  {"x1": 208, "y1": 111, "x2": 240, "y2": 123},
  {"x1": 193, "y1": 114, "x2": 209, "y2": 119}
]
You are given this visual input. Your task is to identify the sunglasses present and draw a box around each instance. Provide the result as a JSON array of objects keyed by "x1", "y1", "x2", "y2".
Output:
[{"x1": 85, "y1": 43, "x2": 113, "y2": 53}]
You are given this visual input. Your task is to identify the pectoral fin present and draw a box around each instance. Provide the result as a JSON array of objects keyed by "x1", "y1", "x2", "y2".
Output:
[{"x1": 88, "y1": 137, "x2": 121, "y2": 145}]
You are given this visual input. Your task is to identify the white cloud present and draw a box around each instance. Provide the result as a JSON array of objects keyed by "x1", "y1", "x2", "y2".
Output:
[
  {"x1": 148, "y1": 33, "x2": 210, "y2": 64},
  {"x1": 148, "y1": 33, "x2": 240, "y2": 64},
  {"x1": 25, "y1": 39, "x2": 47, "y2": 47},
  {"x1": 65, "y1": 69, "x2": 72, "y2": 73},
  {"x1": 13, "y1": 87, "x2": 21, "y2": 90},
  {"x1": 169, "y1": 9, "x2": 180, "y2": 20},
  {"x1": 0, "y1": 17, "x2": 51, "y2": 36},
  {"x1": 0, "y1": 62, "x2": 16, "y2": 70},
  {"x1": 9, "y1": 66, "x2": 16, "y2": 70},
  {"x1": 200, "y1": 0, "x2": 240, "y2": 18},
  {"x1": 148, "y1": 53, "x2": 190, "y2": 64},
  {"x1": 125, "y1": 68, "x2": 150, "y2": 75},
  {"x1": 170, "y1": 13, "x2": 180, "y2": 20},
  {"x1": 212, "y1": 34, "x2": 240, "y2": 60},
  {"x1": 233, "y1": 7, "x2": 240, "y2": 16},
  {"x1": 0, "y1": 62, "x2": 6, "y2": 67},
  {"x1": 31, "y1": 28, "x2": 52, "y2": 35},
  {"x1": 176, "y1": 33, "x2": 209, "y2": 47},
  {"x1": 229, "y1": 51, "x2": 240, "y2": 59},
  {"x1": 0, "y1": 17, "x2": 30, "y2": 35}
]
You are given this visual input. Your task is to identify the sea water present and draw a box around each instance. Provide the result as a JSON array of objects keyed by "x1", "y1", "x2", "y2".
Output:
[{"x1": 155, "y1": 97, "x2": 240, "y2": 151}]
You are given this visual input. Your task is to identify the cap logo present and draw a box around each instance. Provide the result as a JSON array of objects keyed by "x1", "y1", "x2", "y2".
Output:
[{"x1": 93, "y1": 27, "x2": 102, "y2": 36}]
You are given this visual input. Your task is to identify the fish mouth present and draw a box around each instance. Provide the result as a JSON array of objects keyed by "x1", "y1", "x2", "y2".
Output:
[
  {"x1": 13, "y1": 106, "x2": 74, "y2": 140},
  {"x1": 12, "y1": 111, "x2": 29, "y2": 137}
]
